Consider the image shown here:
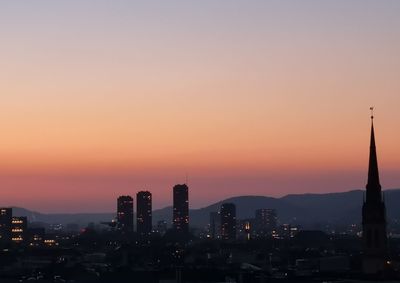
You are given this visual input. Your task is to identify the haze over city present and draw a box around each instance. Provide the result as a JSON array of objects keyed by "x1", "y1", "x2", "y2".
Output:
[{"x1": 1, "y1": 0, "x2": 400, "y2": 213}]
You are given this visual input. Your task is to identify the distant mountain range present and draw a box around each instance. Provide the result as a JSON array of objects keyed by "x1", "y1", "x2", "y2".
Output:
[{"x1": 10, "y1": 189, "x2": 400, "y2": 229}]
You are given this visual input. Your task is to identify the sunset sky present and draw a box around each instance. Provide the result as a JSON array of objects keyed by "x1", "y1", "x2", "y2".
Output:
[{"x1": 1, "y1": 1, "x2": 400, "y2": 213}]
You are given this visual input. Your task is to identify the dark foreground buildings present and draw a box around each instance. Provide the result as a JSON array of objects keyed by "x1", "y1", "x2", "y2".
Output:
[
  {"x1": 136, "y1": 191, "x2": 152, "y2": 237},
  {"x1": 362, "y1": 113, "x2": 388, "y2": 274},
  {"x1": 117, "y1": 195, "x2": 134, "y2": 233},
  {"x1": 173, "y1": 184, "x2": 189, "y2": 233}
]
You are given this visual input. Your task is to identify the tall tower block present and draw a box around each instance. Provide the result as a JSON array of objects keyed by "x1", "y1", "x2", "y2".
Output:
[
  {"x1": 137, "y1": 191, "x2": 152, "y2": 237},
  {"x1": 173, "y1": 184, "x2": 189, "y2": 233}
]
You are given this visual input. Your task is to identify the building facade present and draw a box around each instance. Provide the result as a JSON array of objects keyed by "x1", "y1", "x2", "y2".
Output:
[
  {"x1": 173, "y1": 184, "x2": 189, "y2": 233},
  {"x1": 117, "y1": 195, "x2": 134, "y2": 233},
  {"x1": 136, "y1": 191, "x2": 152, "y2": 236},
  {"x1": 220, "y1": 203, "x2": 236, "y2": 241},
  {"x1": 209, "y1": 211, "x2": 221, "y2": 239},
  {"x1": 255, "y1": 208, "x2": 277, "y2": 237},
  {"x1": 0, "y1": 208, "x2": 12, "y2": 242},
  {"x1": 11, "y1": 216, "x2": 27, "y2": 243}
]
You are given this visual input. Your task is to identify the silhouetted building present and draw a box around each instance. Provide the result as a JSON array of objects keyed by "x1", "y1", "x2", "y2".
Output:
[
  {"x1": 117, "y1": 195, "x2": 134, "y2": 233},
  {"x1": 136, "y1": 191, "x2": 152, "y2": 236},
  {"x1": 0, "y1": 208, "x2": 12, "y2": 242},
  {"x1": 156, "y1": 220, "x2": 168, "y2": 235},
  {"x1": 173, "y1": 184, "x2": 189, "y2": 233},
  {"x1": 255, "y1": 208, "x2": 277, "y2": 237},
  {"x1": 44, "y1": 236, "x2": 58, "y2": 247},
  {"x1": 220, "y1": 203, "x2": 236, "y2": 241},
  {"x1": 11, "y1": 216, "x2": 27, "y2": 243},
  {"x1": 209, "y1": 211, "x2": 221, "y2": 239},
  {"x1": 362, "y1": 113, "x2": 388, "y2": 274},
  {"x1": 27, "y1": 228, "x2": 45, "y2": 247},
  {"x1": 278, "y1": 224, "x2": 299, "y2": 239}
]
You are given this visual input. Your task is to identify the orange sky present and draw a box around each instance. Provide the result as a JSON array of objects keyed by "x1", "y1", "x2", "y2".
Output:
[{"x1": 0, "y1": 1, "x2": 399, "y2": 212}]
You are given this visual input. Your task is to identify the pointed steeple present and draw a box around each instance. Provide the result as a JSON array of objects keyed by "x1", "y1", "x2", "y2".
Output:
[
  {"x1": 366, "y1": 108, "x2": 382, "y2": 203},
  {"x1": 368, "y1": 119, "x2": 380, "y2": 186}
]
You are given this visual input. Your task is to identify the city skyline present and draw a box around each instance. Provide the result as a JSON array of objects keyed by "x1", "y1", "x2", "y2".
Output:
[
  {"x1": 0, "y1": 113, "x2": 396, "y2": 212},
  {"x1": 0, "y1": 107, "x2": 396, "y2": 280},
  {"x1": 1, "y1": 1, "x2": 400, "y2": 213},
  {"x1": 1, "y1": 1, "x2": 399, "y2": 281},
  {"x1": 1, "y1": 112, "x2": 398, "y2": 213}
]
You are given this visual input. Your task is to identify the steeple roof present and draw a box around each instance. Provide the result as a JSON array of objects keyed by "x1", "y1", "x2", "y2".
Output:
[
  {"x1": 366, "y1": 111, "x2": 382, "y2": 203},
  {"x1": 367, "y1": 119, "x2": 380, "y2": 187}
]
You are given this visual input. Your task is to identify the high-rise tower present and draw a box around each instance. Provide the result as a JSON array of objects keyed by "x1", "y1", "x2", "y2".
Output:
[
  {"x1": 117, "y1": 195, "x2": 134, "y2": 233},
  {"x1": 136, "y1": 191, "x2": 152, "y2": 237},
  {"x1": 173, "y1": 184, "x2": 189, "y2": 233},
  {"x1": 220, "y1": 203, "x2": 236, "y2": 241},
  {"x1": 362, "y1": 110, "x2": 387, "y2": 274}
]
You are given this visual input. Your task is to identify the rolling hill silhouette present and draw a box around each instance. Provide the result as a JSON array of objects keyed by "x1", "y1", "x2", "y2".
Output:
[{"x1": 10, "y1": 189, "x2": 400, "y2": 229}]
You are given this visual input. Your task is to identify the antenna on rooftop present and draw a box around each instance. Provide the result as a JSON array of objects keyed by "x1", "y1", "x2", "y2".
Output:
[{"x1": 185, "y1": 172, "x2": 189, "y2": 185}]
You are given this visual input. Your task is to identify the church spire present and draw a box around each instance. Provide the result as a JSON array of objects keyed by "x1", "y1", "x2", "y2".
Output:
[
  {"x1": 362, "y1": 107, "x2": 387, "y2": 273},
  {"x1": 366, "y1": 107, "x2": 382, "y2": 202}
]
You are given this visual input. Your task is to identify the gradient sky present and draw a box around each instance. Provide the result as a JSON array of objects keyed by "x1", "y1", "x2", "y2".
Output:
[{"x1": 1, "y1": 1, "x2": 400, "y2": 213}]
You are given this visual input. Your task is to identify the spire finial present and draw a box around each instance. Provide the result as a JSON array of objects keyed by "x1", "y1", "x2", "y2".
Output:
[{"x1": 370, "y1": 106, "x2": 374, "y2": 120}]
